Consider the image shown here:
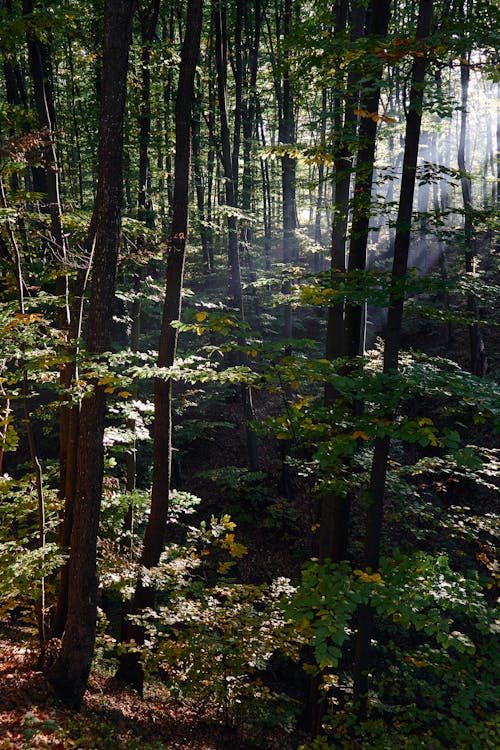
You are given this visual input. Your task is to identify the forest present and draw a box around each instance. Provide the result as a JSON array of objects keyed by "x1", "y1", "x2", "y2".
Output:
[{"x1": 0, "y1": 0, "x2": 499, "y2": 747}]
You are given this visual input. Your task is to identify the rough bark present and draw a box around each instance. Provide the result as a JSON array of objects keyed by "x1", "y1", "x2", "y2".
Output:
[{"x1": 47, "y1": 0, "x2": 135, "y2": 709}]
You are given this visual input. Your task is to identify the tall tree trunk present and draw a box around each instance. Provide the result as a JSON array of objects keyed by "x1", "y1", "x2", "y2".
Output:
[
  {"x1": 343, "y1": 0, "x2": 391, "y2": 359},
  {"x1": 314, "y1": 88, "x2": 328, "y2": 256},
  {"x1": 47, "y1": 0, "x2": 136, "y2": 709},
  {"x1": 458, "y1": 50, "x2": 487, "y2": 377},
  {"x1": 352, "y1": 0, "x2": 433, "y2": 713},
  {"x1": 123, "y1": 0, "x2": 161, "y2": 535},
  {"x1": 116, "y1": 0, "x2": 203, "y2": 694},
  {"x1": 280, "y1": 0, "x2": 298, "y2": 338},
  {"x1": 50, "y1": 220, "x2": 97, "y2": 640},
  {"x1": 215, "y1": 0, "x2": 242, "y2": 311},
  {"x1": 192, "y1": 86, "x2": 212, "y2": 272},
  {"x1": 319, "y1": 0, "x2": 366, "y2": 564},
  {"x1": 214, "y1": 0, "x2": 259, "y2": 471},
  {"x1": 23, "y1": 0, "x2": 72, "y2": 506},
  {"x1": 240, "y1": 0, "x2": 261, "y2": 287}
]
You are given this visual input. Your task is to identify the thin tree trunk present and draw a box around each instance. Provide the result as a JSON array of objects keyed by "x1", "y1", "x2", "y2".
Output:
[
  {"x1": 50, "y1": 222, "x2": 97, "y2": 640},
  {"x1": 280, "y1": 0, "x2": 298, "y2": 338},
  {"x1": 215, "y1": 0, "x2": 242, "y2": 311},
  {"x1": 352, "y1": 0, "x2": 433, "y2": 713},
  {"x1": 343, "y1": 0, "x2": 391, "y2": 359},
  {"x1": 314, "y1": 88, "x2": 327, "y2": 256},
  {"x1": 116, "y1": 0, "x2": 203, "y2": 694},
  {"x1": 23, "y1": 0, "x2": 72, "y2": 510},
  {"x1": 214, "y1": 0, "x2": 259, "y2": 471},
  {"x1": 0, "y1": 175, "x2": 46, "y2": 650},
  {"x1": 319, "y1": 0, "x2": 366, "y2": 564},
  {"x1": 192, "y1": 85, "x2": 212, "y2": 272},
  {"x1": 123, "y1": 0, "x2": 161, "y2": 539},
  {"x1": 458, "y1": 51, "x2": 487, "y2": 377}
]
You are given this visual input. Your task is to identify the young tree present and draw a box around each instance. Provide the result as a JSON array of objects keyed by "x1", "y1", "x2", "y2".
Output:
[{"x1": 48, "y1": 0, "x2": 136, "y2": 709}]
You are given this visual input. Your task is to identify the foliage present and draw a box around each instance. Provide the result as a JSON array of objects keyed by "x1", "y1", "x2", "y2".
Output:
[
  {"x1": 117, "y1": 516, "x2": 304, "y2": 730},
  {"x1": 0, "y1": 0, "x2": 498, "y2": 743},
  {"x1": 290, "y1": 551, "x2": 499, "y2": 746},
  {"x1": 0, "y1": 474, "x2": 65, "y2": 622}
]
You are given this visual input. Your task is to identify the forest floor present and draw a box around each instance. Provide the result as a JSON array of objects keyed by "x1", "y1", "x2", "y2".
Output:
[{"x1": 0, "y1": 624, "x2": 305, "y2": 750}]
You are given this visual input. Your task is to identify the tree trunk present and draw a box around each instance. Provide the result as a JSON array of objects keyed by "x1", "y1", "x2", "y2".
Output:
[
  {"x1": 319, "y1": 0, "x2": 366, "y2": 565},
  {"x1": 192, "y1": 86, "x2": 212, "y2": 272},
  {"x1": 280, "y1": 0, "x2": 298, "y2": 338},
  {"x1": 23, "y1": 0, "x2": 72, "y2": 504},
  {"x1": 213, "y1": 0, "x2": 259, "y2": 472},
  {"x1": 215, "y1": 0, "x2": 242, "y2": 311},
  {"x1": 47, "y1": 0, "x2": 136, "y2": 710},
  {"x1": 116, "y1": 0, "x2": 203, "y2": 694},
  {"x1": 123, "y1": 0, "x2": 161, "y2": 536},
  {"x1": 352, "y1": 0, "x2": 433, "y2": 713},
  {"x1": 458, "y1": 50, "x2": 487, "y2": 377},
  {"x1": 343, "y1": 0, "x2": 391, "y2": 359}
]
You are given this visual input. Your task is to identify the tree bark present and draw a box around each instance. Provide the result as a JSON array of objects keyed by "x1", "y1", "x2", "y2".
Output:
[
  {"x1": 319, "y1": 0, "x2": 366, "y2": 564},
  {"x1": 352, "y1": 0, "x2": 433, "y2": 713},
  {"x1": 343, "y1": 0, "x2": 391, "y2": 359},
  {"x1": 47, "y1": 0, "x2": 136, "y2": 710},
  {"x1": 116, "y1": 0, "x2": 203, "y2": 694}
]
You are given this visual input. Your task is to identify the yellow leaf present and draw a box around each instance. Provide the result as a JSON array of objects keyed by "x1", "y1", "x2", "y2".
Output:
[
  {"x1": 117, "y1": 391, "x2": 132, "y2": 398},
  {"x1": 354, "y1": 108, "x2": 396, "y2": 124},
  {"x1": 352, "y1": 430, "x2": 369, "y2": 440},
  {"x1": 290, "y1": 381, "x2": 299, "y2": 390},
  {"x1": 196, "y1": 326, "x2": 204, "y2": 336},
  {"x1": 354, "y1": 569, "x2": 383, "y2": 583},
  {"x1": 195, "y1": 311, "x2": 207, "y2": 322},
  {"x1": 104, "y1": 387, "x2": 115, "y2": 394},
  {"x1": 380, "y1": 113, "x2": 397, "y2": 123}
]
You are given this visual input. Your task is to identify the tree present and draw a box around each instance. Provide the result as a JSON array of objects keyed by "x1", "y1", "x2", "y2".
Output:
[
  {"x1": 116, "y1": 0, "x2": 203, "y2": 694},
  {"x1": 48, "y1": 0, "x2": 136, "y2": 709},
  {"x1": 318, "y1": 0, "x2": 391, "y2": 565},
  {"x1": 456, "y1": 2, "x2": 487, "y2": 377},
  {"x1": 352, "y1": 0, "x2": 434, "y2": 712}
]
